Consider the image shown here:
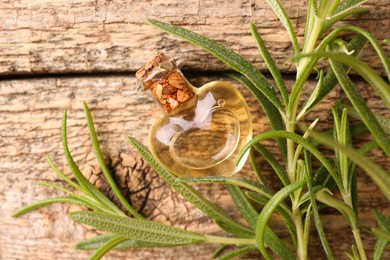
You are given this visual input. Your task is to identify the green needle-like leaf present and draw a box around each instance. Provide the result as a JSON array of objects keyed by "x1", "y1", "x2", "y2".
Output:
[
  {"x1": 69, "y1": 211, "x2": 206, "y2": 245},
  {"x1": 179, "y1": 176, "x2": 292, "y2": 216},
  {"x1": 372, "y1": 210, "x2": 390, "y2": 232},
  {"x1": 249, "y1": 149, "x2": 266, "y2": 183},
  {"x1": 217, "y1": 246, "x2": 258, "y2": 260},
  {"x1": 295, "y1": 52, "x2": 390, "y2": 109},
  {"x1": 310, "y1": 131, "x2": 390, "y2": 201},
  {"x1": 246, "y1": 191, "x2": 297, "y2": 247},
  {"x1": 210, "y1": 185, "x2": 295, "y2": 258},
  {"x1": 13, "y1": 197, "x2": 97, "y2": 217},
  {"x1": 314, "y1": 25, "x2": 390, "y2": 83},
  {"x1": 225, "y1": 186, "x2": 293, "y2": 257},
  {"x1": 320, "y1": 8, "x2": 368, "y2": 35},
  {"x1": 146, "y1": 19, "x2": 284, "y2": 112},
  {"x1": 36, "y1": 182, "x2": 109, "y2": 213},
  {"x1": 264, "y1": 0, "x2": 300, "y2": 55},
  {"x1": 348, "y1": 140, "x2": 378, "y2": 185},
  {"x1": 345, "y1": 245, "x2": 360, "y2": 260},
  {"x1": 226, "y1": 185, "x2": 258, "y2": 230},
  {"x1": 62, "y1": 111, "x2": 124, "y2": 216},
  {"x1": 46, "y1": 155, "x2": 82, "y2": 191},
  {"x1": 333, "y1": 108, "x2": 351, "y2": 192},
  {"x1": 297, "y1": 69, "x2": 325, "y2": 120},
  {"x1": 218, "y1": 220, "x2": 291, "y2": 259},
  {"x1": 250, "y1": 23, "x2": 289, "y2": 106},
  {"x1": 223, "y1": 186, "x2": 295, "y2": 256},
  {"x1": 291, "y1": 21, "x2": 390, "y2": 114},
  {"x1": 298, "y1": 185, "x2": 323, "y2": 208},
  {"x1": 256, "y1": 181, "x2": 305, "y2": 260},
  {"x1": 211, "y1": 245, "x2": 227, "y2": 259},
  {"x1": 374, "y1": 239, "x2": 388, "y2": 260},
  {"x1": 225, "y1": 186, "x2": 294, "y2": 257},
  {"x1": 349, "y1": 140, "x2": 378, "y2": 216},
  {"x1": 178, "y1": 176, "x2": 272, "y2": 198},
  {"x1": 316, "y1": 189, "x2": 357, "y2": 228},
  {"x1": 214, "y1": 220, "x2": 253, "y2": 239},
  {"x1": 372, "y1": 228, "x2": 390, "y2": 242},
  {"x1": 299, "y1": 34, "x2": 367, "y2": 114},
  {"x1": 246, "y1": 192, "x2": 293, "y2": 220},
  {"x1": 237, "y1": 130, "x2": 343, "y2": 193},
  {"x1": 322, "y1": 0, "x2": 368, "y2": 35},
  {"x1": 332, "y1": 0, "x2": 367, "y2": 16},
  {"x1": 252, "y1": 143, "x2": 290, "y2": 186},
  {"x1": 90, "y1": 236, "x2": 128, "y2": 260},
  {"x1": 303, "y1": 150, "x2": 334, "y2": 259},
  {"x1": 336, "y1": 102, "x2": 390, "y2": 134},
  {"x1": 372, "y1": 210, "x2": 390, "y2": 260},
  {"x1": 262, "y1": 227, "x2": 295, "y2": 260},
  {"x1": 329, "y1": 58, "x2": 390, "y2": 156},
  {"x1": 83, "y1": 102, "x2": 143, "y2": 219},
  {"x1": 76, "y1": 234, "x2": 171, "y2": 250},
  {"x1": 322, "y1": 8, "x2": 367, "y2": 35}
]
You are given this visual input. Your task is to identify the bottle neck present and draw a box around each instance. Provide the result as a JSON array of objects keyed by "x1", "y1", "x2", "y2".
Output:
[{"x1": 136, "y1": 53, "x2": 195, "y2": 114}]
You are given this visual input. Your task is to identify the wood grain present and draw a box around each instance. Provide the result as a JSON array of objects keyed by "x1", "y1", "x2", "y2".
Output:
[
  {"x1": 1, "y1": 0, "x2": 390, "y2": 259},
  {"x1": 0, "y1": 0, "x2": 389, "y2": 75},
  {"x1": 1, "y1": 74, "x2": 389, "y2": 259}
]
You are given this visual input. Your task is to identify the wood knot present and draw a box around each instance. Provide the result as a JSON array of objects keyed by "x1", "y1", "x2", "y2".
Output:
[{"x1": 85, "y1": 151, "x2": 166, "y2": 217}]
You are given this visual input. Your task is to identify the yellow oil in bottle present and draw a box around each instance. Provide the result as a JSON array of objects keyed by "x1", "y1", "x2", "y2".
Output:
[{"x1": 137, "y1": 53, "x2": 252, "y2": 177}]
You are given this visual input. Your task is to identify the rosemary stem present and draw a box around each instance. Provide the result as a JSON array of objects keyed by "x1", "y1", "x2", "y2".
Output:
[
  {"x1": 293, "y1": 206, "x2": 307, "y2": 260},
  {"x1": 297, "y1": 224, "x2": 306, "y2": 260},
  {"x1": 205, "y1": 235, "x2": 256, "y2": 246},
  {"x1": 352, "y1": 228, "x2": 367, "y2": 260},
  {"x1": 286, "y1": 112, "x2": 307, "y2": 259},
  {"x1": 286, "y1": 121, "x2": 296, "y2": 183},
  {"x1": 343, "y1": 192, "x2": 367, "y2": 260},
  {"x1": 298, "y1": 17, "x2": 323, "y2": 74}
]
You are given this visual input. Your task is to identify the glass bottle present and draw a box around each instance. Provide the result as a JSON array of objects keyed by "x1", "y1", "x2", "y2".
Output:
[{"x1": 136, "y1": 53, "x2": 252, "y2": 177}]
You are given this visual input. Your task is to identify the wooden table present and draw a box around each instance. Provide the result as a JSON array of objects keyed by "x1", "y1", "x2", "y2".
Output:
[{"x1": 1, "y1": 0, "x2": 389, "y2": 259}]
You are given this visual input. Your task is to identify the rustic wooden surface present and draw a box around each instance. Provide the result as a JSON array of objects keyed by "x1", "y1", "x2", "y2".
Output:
[
  {"x1": 0, "y1": 0, "x2": 389, "y2": 75},
  {"x1": 1, "y1": 0, "x2": 390, "y2": 259}
]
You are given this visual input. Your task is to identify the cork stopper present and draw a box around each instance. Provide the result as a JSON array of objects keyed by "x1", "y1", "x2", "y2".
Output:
[{"x1": 136, "y1": 53, "x2": 195, "y2": 113}]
